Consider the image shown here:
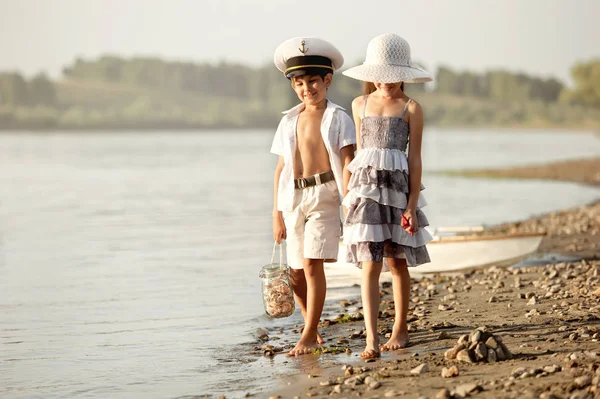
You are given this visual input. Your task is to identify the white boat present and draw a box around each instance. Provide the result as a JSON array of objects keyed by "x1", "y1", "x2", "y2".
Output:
[
  {"x1": 325, "y1": 229, "x2": 545, "y2": 284},
  {"x1": 417, "y1": 230, "x2": 545, "y2": 274}
]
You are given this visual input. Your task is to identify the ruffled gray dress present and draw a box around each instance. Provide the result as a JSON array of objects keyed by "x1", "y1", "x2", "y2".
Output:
[{"x1": 343, "y1": 96, "x2": 432, "y2": 269}]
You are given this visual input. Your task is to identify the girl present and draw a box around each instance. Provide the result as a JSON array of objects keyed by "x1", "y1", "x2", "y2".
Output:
[{"x1": 342, "y1": 33, "x2": 433, "y2": 359}]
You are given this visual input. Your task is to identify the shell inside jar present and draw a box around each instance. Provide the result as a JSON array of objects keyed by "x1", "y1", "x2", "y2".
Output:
[{"x1": 262, "y1": 274, "x2": 295, "y2": 318}]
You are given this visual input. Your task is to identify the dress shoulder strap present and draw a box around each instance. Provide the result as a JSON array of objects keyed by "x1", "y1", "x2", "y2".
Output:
[
  {"x1": 401, "y1": 98, "x2": 412, "y2": 120},
  {"x1": 362, "y1": 95, "x2": 369, "y2": 118}
]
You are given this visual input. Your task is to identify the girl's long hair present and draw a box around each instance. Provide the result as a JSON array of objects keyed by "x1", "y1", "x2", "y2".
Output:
[{"x1": 362, "y1": 81, "x2": 405, "y2": 95}]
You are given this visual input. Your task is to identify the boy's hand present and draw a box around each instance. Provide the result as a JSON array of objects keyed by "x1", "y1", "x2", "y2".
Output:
[
  {"x1": 273, "y1": 214, "x2": 287, "y2": 244},
  {"x1": 402, "y1": 209, "x2": 419, "y2": 235}
]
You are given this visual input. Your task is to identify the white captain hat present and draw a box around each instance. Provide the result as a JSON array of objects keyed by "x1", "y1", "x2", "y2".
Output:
[{"x1": 274, "y1": 37, "x2": 344, "y2": 79}]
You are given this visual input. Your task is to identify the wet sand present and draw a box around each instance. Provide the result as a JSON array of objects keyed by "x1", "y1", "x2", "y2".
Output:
[{"x1": 250, "y1": 157, "x2": 600, "y2": 399}]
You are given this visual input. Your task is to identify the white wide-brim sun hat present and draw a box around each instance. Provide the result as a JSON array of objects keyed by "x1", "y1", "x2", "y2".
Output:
[{"x1": 343, "y1": 33, "x2": 433, "y2": 84}]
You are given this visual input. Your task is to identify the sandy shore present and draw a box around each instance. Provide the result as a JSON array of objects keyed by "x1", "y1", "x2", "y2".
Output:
[
  {"x1": 247, "y1": 157, "x2": 600, "y2": 399},
  {"x1": 442, "y1": 157, "x2": 600, "y2": 188}
]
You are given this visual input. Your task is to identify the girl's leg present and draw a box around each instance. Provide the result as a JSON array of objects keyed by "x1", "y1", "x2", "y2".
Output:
[
  {"x1": 361, "y1": 260, "x2": 383, "y2": 358},
  {"x1": 383, "y1": 258, "x2": 411, "y2": 350}
]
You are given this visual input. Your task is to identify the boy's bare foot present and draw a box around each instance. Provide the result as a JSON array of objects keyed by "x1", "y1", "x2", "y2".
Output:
[
  {"x1": 300, "y1": 325, "x2": 325, "y2": 344},
  {"x1": 382, "y1": 329, "x2": 409, "y2": 351},
  {"x1": 287, "y1": 337, "x2": 319, "y2": 356},
  {"x1": 360, "y1": 338, "x2": 381, "y2": 359}
]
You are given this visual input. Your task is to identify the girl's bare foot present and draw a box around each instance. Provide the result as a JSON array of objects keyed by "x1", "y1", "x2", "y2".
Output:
[
  {"x1": 317, "y1": 331, "x2": 324, "y2": 344},
  {"x1": 360, "y1": 338, "x2": 381, "y2": 359},
  {"x1": 287, "y1": 337, "x2": 319, "y2": 356},
  {"x1": 382, "y1": 329, "x2": 409, "y2": 351}
]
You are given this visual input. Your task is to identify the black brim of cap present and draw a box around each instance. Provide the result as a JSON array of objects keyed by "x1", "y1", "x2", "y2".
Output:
[{"x1": 285, "y1": 67, "x2": 333, "y2": 79}]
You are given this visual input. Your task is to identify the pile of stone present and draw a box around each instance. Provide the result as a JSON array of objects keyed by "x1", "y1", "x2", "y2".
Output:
[{"x1": 444, "y1": 326, "x2": 513, "y2": 363}]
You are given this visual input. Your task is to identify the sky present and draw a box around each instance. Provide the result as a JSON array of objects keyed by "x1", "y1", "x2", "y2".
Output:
[{"x1": 1, "y1": 0, "x2": 599, "y2": 85}]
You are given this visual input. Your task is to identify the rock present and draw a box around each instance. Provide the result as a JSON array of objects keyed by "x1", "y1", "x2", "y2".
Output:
[
  {"x1": 263, "y1": 349, "x2": 275, "y2": 357},
  {"x1": 441, "y1": 366, "x2": 459, "y2": 378},
  {"x1": 470, "y1": 330, "x2": 482, "y2": 344},
  {"x1": 344, "y1": 366, "x2": 354, "y2": 377},
  {"x1": 344, "y1": 376, "x2": 364, "y2": 386},
  {"x1": 570, "y1": 333, "x2": 579, "y2": 341},
  {"x1": 569, "y1": 391, "x2": 591, "y2": 399},
  {"x1": 369, "y1": 381, "x2": 381, "y2": 389},
  {"x1": 435, "y1": 388, "x2": 452, "y2": 399},
  {"x1": 499, "y1": 342, "x2": 514, "y2": 359},
  {"x1": 458, "y1": 334, "x2": 470, "y2": 346},
  {"x1": 474, "y1": 342, "x2": 488, "y2": 361},
  {"x1": 511, "y1": 367, "x2": 527, "y2": 378},
  {"x1": 438, "y1": 331, "x2": 451, "y2": 339},
  {"x1": 489, "y1": 296, "x2": 499, "y2": 303},
  {"x1": 543, "y1": 364, "x2": 561, "y2": 374},
  {"x1": 456, "y1": 349, "x2": 475, "y2": 363},
  {"x1": 487, "y1": 348, "x2": 497, "y2": 363},
  {"x1": 452, "y1": 383, "x2": 483, "y2": 398},
  {"x1": 385, "y1": 390, "x2": 404, "y2": 398},
  {"x1": 332, "y1": 385, "x2": 342, "y2": 394},
  {"x1": 574, "y1": 375, "x2": 592, "y2": 389},
  {"x1": 410, "y1": 363, "x2": 429, "y2": 375},
  {"x1": 350, "y1": 330, "x2": 362, "y2": 339},
  {"x1": 528, "y1": 297, "x2": 537, "y2": 305},
  {"x1": 444, "y1": 345, "x2": 461, "y2": 360},
  {"x1": 539, "y1": 393, "x2": 562, "y2": 399},
  {"x1": 485, "y1": 336, "x2": 499, "y2": 349}
]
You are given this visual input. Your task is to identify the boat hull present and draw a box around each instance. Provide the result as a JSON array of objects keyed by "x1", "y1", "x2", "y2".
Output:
[{"x1": 325, "y1": 232, "x2": 545, "y2": 283}]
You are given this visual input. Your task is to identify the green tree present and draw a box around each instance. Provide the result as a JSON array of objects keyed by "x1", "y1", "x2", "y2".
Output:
[
  {"x1": 0, "y1": 73, "x2": 29, "y2": 106},
  {"x1": 560, "y1": 59, "x2": 600, "y2": 108},
  {"x1": 29, "y1": 73, "x2": 57, "y2": 106}
]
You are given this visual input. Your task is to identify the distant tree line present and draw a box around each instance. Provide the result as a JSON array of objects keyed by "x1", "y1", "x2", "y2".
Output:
[
  {"x1": 0, "y1": 55, "x2": 598, "y2": 130},
  {"x1": 0, "y1": 72, "x2": 56, "y2": 106}
]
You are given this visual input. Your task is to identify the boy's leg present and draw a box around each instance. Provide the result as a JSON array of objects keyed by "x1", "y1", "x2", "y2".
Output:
[
  {"x1": 383, "y1": 258, "x2": 411, "y2": 350},
  {"x1": 287, "y1": 180, "x2": 339, "y2": 356},
  {"x1": 288, "y1": 258, "x2": 326, "y2": 356},
  {"x1": 289, "y1": 268, "x2": 325, "y2": 344},
  {"x1": 361, "y1": 260, "x2": 383, "y2": 358}
]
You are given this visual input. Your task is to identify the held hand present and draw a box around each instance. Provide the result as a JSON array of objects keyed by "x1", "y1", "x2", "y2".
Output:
[
  {"x1": 272, "y1": 215, "x2": 287, "y2": 244},
  {"x1": 402, "y1": 209, "x2": 419, "y2": 235}
]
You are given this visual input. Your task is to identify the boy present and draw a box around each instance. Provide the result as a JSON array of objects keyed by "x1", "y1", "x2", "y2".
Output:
[{"x1": 271, "y1": 37, "x2": 356, "y2": 356}]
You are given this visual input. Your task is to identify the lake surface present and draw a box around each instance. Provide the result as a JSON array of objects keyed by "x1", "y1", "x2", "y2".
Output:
[{"x1": 1, "y1": 129, "x2": 599, "y2": 398}]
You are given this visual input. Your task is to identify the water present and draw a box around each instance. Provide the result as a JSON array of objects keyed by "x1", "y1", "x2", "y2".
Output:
[{"x1": 0, "y1": 129, "x2": 599, "y2": 398}]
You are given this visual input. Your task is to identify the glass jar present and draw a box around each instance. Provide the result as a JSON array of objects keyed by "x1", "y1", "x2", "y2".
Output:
[{"x1": 259, "y1": 244, "x2": 295, "y2": 318}]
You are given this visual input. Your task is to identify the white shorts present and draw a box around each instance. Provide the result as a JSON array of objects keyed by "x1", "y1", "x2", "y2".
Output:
[{"x1": 284, "y1": 180, "x2": 342, "y2": 269}]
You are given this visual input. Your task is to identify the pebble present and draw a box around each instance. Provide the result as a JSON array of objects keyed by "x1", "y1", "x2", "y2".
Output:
[
  {"x1": 573, "y1": 375, "x2": 592, "y2": 389},
  {"x1": 435, "y1": 388, "x2": 452, "y2": 399},
  {"x1": 452, "y1": 383, "x2": 482, "y2": 398},
  {"x1": 410, "y1": 363, "x2": 429, "y2": 375},
  {"x1": 441, "y1": 366, "x2": 459, "y2": 378},
  {"x1": 527, "y1": 297, "x2": 538, "y2": 305}
]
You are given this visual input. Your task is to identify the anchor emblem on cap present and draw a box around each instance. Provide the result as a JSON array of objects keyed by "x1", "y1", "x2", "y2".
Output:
[{"x1": 298, "y1": 40, "x2": 308, "y2": 54}]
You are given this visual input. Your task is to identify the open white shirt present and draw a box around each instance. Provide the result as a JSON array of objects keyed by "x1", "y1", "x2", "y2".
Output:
[{"x1": 270, "y1": 100, "x2": 356, "y2": 212}]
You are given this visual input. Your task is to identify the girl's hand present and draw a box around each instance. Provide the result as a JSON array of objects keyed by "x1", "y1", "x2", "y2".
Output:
[
  {"x1": 273, "y1": 214, "x2": 287, "y2": 244},
  {"x1": 402, "y1": 209, "x2": 419, "y2": 234}
]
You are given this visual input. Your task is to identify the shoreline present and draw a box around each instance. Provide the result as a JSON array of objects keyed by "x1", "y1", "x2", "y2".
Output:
[
  {"x1": 243, "y1": 158, "x2": 600, "y2": 399},
  {"x1": 0, "y1": 127, "x2": 599, "y2": 134}
]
